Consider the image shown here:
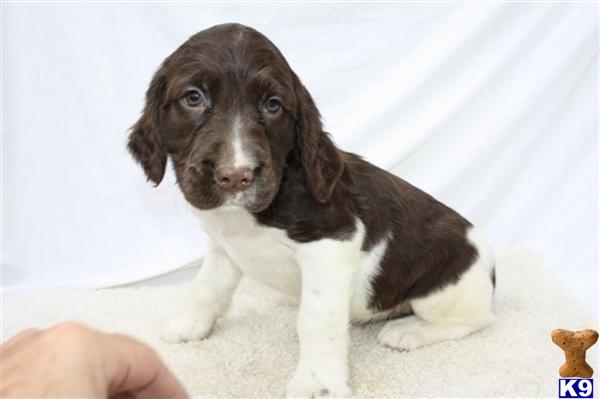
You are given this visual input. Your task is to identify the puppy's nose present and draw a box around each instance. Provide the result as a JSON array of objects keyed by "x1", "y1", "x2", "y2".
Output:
[{"x1": 214, "y1": 166, "x2": 254, "y2": 191}]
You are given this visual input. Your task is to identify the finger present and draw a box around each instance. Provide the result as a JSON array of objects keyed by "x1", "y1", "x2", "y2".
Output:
[
  {"x1": 133, "y1": 359, "x2": 189, "y2": 399},
  {"x1": 103, "y1": 334, "x2": 188, "y2": 399},
  {"x1": 1, "y1": 328, "x2": 41, "y2": 353}
]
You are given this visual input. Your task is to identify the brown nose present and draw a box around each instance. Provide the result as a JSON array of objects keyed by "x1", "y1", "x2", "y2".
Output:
[{"x1": 214, "y1": 166, "x2": 254, "y2": 191}]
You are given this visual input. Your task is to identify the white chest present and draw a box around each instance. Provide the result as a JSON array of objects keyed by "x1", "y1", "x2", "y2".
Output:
[
  {"x1": 193, "y1": 207, "x2": 389, "y2": 321},
  {"x1": 196, "y1": 207, "x2": 302, "y2": 299}
]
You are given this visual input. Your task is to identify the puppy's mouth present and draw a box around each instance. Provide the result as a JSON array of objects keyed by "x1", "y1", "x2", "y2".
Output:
[{"x1": 221, "y1": 188, "x2": 266, "y2": 212}]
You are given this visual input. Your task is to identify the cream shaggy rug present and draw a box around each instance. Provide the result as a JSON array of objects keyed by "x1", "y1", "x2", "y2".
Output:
[{"x1": 2, "y1": 250, "x2": 597, "y2": 397}]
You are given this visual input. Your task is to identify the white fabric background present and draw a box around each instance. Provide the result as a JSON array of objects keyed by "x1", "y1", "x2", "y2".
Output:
[{"x1": 2, "y1": 3, "x2": 597, "y2": 316}]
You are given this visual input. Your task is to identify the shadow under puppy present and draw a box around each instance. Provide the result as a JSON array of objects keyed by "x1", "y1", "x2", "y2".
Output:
[{"x1": 128, "y1": 23, "x2": 495, "y2": 398}]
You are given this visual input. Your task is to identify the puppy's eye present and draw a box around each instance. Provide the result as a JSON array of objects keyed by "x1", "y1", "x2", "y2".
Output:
[
  {"x1": 182, "y1": 89, "x2": 205, "y2": 108},
  {"x1": 264, "y1": 97, "x2": 282, "y2": 114}
]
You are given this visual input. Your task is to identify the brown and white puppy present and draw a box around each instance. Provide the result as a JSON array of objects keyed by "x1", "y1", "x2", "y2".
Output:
[{"x1": 128, "y1": 23, "x2": 495, "y2": 397}]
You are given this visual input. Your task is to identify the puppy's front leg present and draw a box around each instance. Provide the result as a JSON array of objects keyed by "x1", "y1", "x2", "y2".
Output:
[
  {"x1": 286, "y1": 240, "x2": 358, "y2": 398},
  {"x1": 161, "y1": 241, "x2": 241, "y2": 343}
]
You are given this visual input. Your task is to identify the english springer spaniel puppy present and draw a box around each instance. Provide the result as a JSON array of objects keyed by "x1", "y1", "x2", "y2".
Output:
[{"x1": 128, "y1": 23, "x2": 495, "y2": 397}]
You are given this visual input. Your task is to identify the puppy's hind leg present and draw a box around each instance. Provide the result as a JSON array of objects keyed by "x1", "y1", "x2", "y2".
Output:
[
  {"x1": 161, "y1": 241, "x2": 241, "y2": 343},
  {"x1": 378, "y1": 228, "x2": 495, "y2": 351}
]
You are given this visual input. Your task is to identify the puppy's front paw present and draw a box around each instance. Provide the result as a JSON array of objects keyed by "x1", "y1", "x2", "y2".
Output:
[
  {"x1": 160, "y1": 314, "x2": 214, "y2": 343},
  {"x1": 285, "y1": 366, "x2": 351, "y2": 398}
]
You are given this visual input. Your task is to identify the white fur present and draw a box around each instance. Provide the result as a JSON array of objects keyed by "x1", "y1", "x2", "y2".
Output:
[
  {"x1": 220, "y1": 116, "x2": 259, "y2": 208},
  {"x1": 163, "y1": 208, "x2": 495, "y2": 397},
  {"x1": 377, "y1": 226, "x2": 495, "y2": 351},
  {"x1": 286, "y1": 221, "x2": 364, "y2": 397},
  {"x1": 161, "y1": 241, "x2": 242, "y2": 343},
  {"x1": 231, "y1": 114, "x2": 254, "y2": 169},
  {"x1": 196, "y1": 207, "x2": 302, "y2": 298},
  {"x1": 349, "y1": 234, "x2": 390, "y2": 323},
  {"x1": 188, "y1": 207, "x2": 381, "y2": 320}
]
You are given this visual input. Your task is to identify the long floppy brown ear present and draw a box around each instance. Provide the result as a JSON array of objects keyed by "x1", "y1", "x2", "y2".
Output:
[
  {"x1": 294, "y1": 75, "x2": 344, "y2": 203},
  {"x1": 127, "y1": 66, "x2": 168, "y2": 186}
]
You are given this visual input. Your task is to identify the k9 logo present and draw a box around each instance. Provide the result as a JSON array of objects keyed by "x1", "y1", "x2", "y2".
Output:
[{"x1": 559, "y1": 379, "x2": 594, "y2": 398}]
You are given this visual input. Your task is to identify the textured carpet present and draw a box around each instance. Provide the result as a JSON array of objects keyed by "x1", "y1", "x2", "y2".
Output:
[{"x1": 2, "y1": 250, "x2": 597, "y2": 397}]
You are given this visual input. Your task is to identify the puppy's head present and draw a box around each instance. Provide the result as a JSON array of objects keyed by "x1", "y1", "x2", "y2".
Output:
[{"x1": 128, "y1": 23, "x2": 343, "y2": 212}]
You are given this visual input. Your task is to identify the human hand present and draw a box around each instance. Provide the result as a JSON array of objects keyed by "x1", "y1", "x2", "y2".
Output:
[{"x1": 1, "y1": 322, "x2": 189, "y2": 398}]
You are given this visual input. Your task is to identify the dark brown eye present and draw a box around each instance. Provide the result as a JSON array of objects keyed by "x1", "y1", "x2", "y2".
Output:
[
  {"x1": 264, "y1": 97, "x2": 281, "y2": 113},
  {"x1": 182, "y1": 89, "x2": 204, "y2": 107}
]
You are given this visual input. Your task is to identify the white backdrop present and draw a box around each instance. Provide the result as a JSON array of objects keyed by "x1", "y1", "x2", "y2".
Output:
[{"x1": 2, "y1": 3, "x2": 597, "y2": 316}]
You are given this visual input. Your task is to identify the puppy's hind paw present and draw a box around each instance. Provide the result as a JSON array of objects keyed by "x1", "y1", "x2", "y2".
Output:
[{"x1": 160, "y1": 314, "x2": 214, "y2": 343}]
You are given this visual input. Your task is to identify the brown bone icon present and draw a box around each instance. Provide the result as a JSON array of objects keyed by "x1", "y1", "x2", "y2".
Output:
[{"x1": 551, "y1": 329, "x2": 598, "y2": 378}]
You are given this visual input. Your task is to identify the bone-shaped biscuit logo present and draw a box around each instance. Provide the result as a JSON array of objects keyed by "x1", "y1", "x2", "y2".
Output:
[{"x1": 551, "y1": 329, "x2": 598, "y2": 378}]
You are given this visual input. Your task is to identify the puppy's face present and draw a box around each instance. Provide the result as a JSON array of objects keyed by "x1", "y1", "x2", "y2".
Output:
[{"x1": 129, "y1": 24, "x2": 344, "y2": 212}]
